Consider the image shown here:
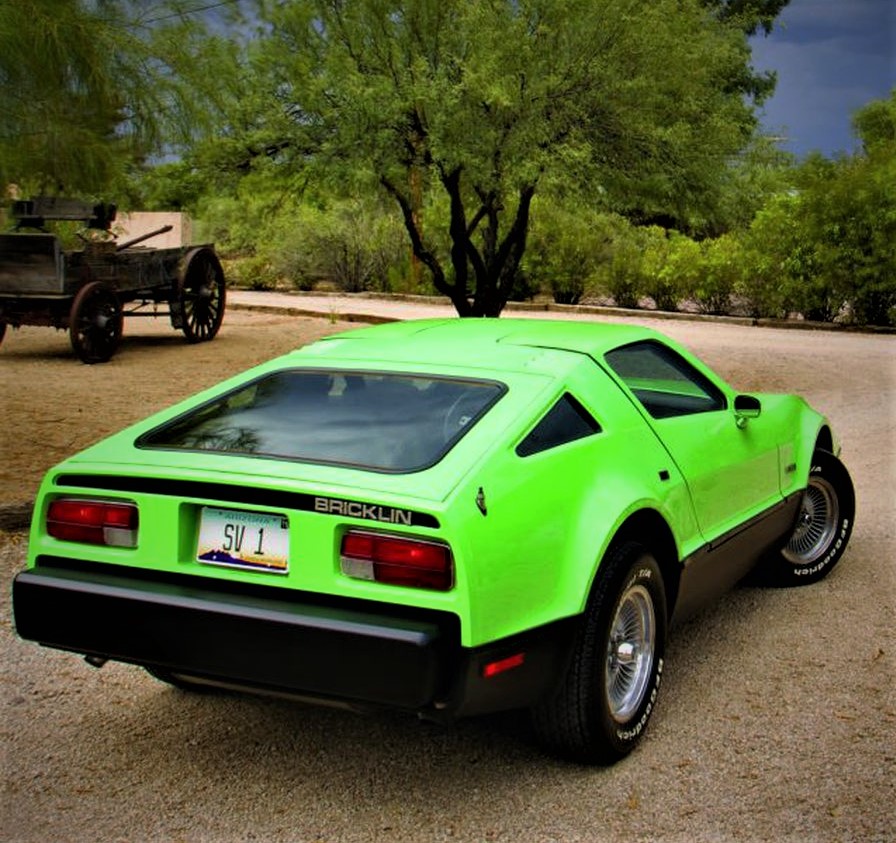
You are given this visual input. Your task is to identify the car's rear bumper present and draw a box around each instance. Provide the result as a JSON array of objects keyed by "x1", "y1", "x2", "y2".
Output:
[{"x1": 12, "y1": 558, "x2": 577, "y2": 718}]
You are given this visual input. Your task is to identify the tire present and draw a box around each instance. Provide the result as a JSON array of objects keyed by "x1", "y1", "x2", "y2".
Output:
[
  {"x1": 69, "y1": 281, "x2": 123, "y2": 363},
  {"x1": 532, "y1": 542, "x2": 667, "y2": 764},
  {"x1": 758, "y1": 450, "x2": 855, "y2": 586},
  {"x1": 178, "y1": 247, "x2": 226, "y2": 343}
]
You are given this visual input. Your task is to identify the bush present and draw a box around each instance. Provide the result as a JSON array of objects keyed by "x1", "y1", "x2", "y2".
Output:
[
  {"x1": 313, "y1": 202, "x2": 409, "y2": 292},
  {"x1": 639, "y1": 227, "x2": 680, "y2": 311},
  {"x1": 198, "y1": 195, "x2": 411, "y2": 293},
  {"x1": 602, "y1": 238, "x2": 643, "y2": 308},
  {"x1": 737, "y1": 196, "x2": 802, "y2": 318},
  {"x1": 693, "y1": 235, "x2": 743, "y2": 314},
  {"x1": 226, "y1": 255, "x2": 280, "y2": 290},
  {"x1": 523, "y1": 201, "x2": 609, "y2": 304}
]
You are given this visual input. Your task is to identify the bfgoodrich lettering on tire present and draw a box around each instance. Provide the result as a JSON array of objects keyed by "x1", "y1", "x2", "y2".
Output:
[
  {"x1": 532, "y1": 541, "x2": 667, "y2": 764},
  {"x1": 759, "y1": 449, "x2": 855, "y2": 587}
]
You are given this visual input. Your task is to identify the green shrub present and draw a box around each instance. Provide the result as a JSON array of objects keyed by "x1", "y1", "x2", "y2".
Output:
[
  {"x1": 639, "y1": 227, "x2": 680, "y2": 311},
  {"x1": 301, "y1": 201, "x2": 408, "y2": 292},
  {"x1": 199, "y1": 196, "x2": 411, "y2": 292},
  {"x1": 227, "y1": 255, "x2": 279, "y2": 290},
  {"x1": 523, "y1": 201, "x2": 609, "y2": 304},
  {"x1": 737, "y1": 197, "x2": 794, "y2": 318},
  {"x1": 602, "y1": 238, "x2": 643, "y2": 308},
  {"x1": 691, "y1": 235, "x2": 743, "y2": 314}
]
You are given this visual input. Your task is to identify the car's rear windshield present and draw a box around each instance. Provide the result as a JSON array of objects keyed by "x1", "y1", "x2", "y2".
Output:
[{"x1": 137, "y1": 369, "x2": 506, "y2": 473}]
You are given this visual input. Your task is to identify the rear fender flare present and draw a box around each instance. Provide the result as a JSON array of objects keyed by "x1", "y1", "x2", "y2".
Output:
[{"x1": 582, "y1": 507, "x2": 681, "y2": 621}]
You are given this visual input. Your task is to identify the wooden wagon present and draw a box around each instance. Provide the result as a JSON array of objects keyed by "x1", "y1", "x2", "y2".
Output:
[{"x1": 0, "y1": 197, "x2": 226, "y2": 363}]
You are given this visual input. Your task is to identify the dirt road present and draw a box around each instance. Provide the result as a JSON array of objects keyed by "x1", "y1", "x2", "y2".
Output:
[{"x1": 1, "y1": 301, "x2": 894, "y2": 842}]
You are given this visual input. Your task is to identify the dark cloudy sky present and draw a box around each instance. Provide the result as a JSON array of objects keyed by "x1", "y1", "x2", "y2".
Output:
[{"x1": 749, "y1": 0, "x2": 894, "y2": 157}]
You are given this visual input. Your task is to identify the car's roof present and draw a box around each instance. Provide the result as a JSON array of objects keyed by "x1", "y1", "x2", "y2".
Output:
[{"x1": 293, "y1": 318, "x2": 662, "y2": 372}]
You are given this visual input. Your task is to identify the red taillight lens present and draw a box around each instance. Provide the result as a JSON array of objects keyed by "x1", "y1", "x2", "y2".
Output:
[
  {"x1": 47, "y1": 499, "x2": 138, "y2": 547},
  {"x1": 340, "y1": 530, "x2": 453, "y2": 591}
]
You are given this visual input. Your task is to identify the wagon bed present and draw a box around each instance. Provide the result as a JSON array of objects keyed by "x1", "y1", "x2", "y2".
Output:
[{"x1": 0, "y1": 198, "x2": 226, "y2": 363}]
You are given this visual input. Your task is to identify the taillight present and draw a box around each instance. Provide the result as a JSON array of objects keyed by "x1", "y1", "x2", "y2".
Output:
[
  {"x1": 340, "y1": 530, "x2": 453, "y2": 591},
  {"x1": 46, "y1": 499, "x2": 139, "y2": 548}
]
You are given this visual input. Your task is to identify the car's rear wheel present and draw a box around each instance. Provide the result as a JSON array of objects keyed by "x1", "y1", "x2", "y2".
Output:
[
  {"x1": 532, "y1": 541, "x2": 667, "y2": 764},
  {"x1": 758, "y1": 449, "x2": 855, "y2": 586}
]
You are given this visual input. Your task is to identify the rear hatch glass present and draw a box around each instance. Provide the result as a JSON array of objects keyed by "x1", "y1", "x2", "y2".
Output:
[{"x1": 137, "y1": 369, "x2": 506, "y2": 473}]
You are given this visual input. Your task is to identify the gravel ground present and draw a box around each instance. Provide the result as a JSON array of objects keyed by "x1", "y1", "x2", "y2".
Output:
[{"x1": 1, "y1": 300, "x2": 894, "y2": 842}]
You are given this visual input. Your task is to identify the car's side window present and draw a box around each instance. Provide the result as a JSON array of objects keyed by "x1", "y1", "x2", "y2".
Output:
[
  {"x1": 604, "y1": 341, "x2": 726, "y2": 419},
  {"x1": 516, "y1": 393, "x2": 602, "y2": 457}
]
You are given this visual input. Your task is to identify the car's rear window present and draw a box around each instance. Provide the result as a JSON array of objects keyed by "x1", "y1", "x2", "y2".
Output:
[{"x1": 137, "y1": 369, "x2": 506, "y2": 473}]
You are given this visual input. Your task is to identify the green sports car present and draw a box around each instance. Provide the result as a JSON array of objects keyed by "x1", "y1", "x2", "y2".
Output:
[{"x1": 12, "y1": 319, "x2": 855, "y2": 763}]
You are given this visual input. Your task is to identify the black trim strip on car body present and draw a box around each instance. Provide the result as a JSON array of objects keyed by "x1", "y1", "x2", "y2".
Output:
[
  {"x1": 54, "y1": 474, "x2": 440, "y2": 529},
  {"x1": 672, "y1": 492, "x2": 802, "y2": 625}
]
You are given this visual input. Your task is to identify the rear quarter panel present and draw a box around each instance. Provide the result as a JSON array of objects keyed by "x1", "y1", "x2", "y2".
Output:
[{"x1": 442, "y1": 364, "x2": 701, "y2": 647}]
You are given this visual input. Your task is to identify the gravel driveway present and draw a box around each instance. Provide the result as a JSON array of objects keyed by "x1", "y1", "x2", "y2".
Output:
[{"x1": 1, "y1": 300, "x2": 893, "y2": 842}]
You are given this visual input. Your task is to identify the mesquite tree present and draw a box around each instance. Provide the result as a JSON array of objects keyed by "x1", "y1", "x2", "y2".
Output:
[{"x1": 257, "y1": 0, "x2": 777, "y2": 315}]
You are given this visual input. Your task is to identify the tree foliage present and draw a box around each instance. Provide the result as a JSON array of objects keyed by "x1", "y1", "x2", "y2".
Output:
[
  {"x1": 244, "y1": 0, "x2": 776, "y2": 316},
  {"x1": 0, "y1": 0, "x2": 241, "y2": 197},
  {"x1": 703, "y1": 0, "x2": 790, "y2": 36}
]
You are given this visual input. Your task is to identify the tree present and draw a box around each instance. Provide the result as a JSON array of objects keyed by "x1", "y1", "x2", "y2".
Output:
[
  {"x1": 0, "y1": 0, "x2": 237, "y2": 197},
  {"x1": 802, "y1": 91, "x2": 896, "y2": 325},
  {"x1": 736, "y1": 91, "x2": 896, "y2": 325},
  {"x1": 853, "y1": 88, "x2": 896, "y2": 154},
  {"x1": 703, "y1": 0, "x2": 790, "y2": 34},
  {"x1": 247, "y1": 0, "x2": 781, "y2": 316}
]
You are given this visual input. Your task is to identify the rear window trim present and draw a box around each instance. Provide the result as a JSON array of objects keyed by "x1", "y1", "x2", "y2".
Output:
[{"x1": 135, "y1": 367, "x2": 508, "y2": 475}]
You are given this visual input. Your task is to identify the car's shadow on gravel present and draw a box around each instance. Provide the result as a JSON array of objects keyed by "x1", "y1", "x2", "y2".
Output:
[{"x1": 71, "y1": 577, "x2": 795, "y2": 791}]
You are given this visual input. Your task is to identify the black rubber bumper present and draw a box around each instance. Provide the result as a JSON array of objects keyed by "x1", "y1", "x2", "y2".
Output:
[
  {"x1": 13, "y1": 561, "x2": 458, "y2": 710},
  {"x1": 13, "y1": 559, "x2": 580, "y2": 718}
]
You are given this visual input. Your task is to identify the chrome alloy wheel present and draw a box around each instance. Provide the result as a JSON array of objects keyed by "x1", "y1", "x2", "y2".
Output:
[
  {"x1": 782, "y1": 475, "x2": 839, "y2": 564},
  {"x1": 605, "y1": 583, "x2": 656, "y2": 723}
]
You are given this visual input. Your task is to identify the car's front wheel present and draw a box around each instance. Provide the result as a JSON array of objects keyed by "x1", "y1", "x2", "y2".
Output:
[
  {"x1": 532, "y1": 541, "x2": 667, "y2": 764},
  {"x1": 758, "y1": 449, "x2": 855, "y2": 586}
]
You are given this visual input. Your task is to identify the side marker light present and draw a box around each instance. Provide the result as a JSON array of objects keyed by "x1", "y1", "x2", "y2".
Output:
[{"x1": 482, "y1": 652, "x2": 526, "y2": 679}]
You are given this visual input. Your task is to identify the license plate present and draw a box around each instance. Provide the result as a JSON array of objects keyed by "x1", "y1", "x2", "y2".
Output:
[{"x1": 196, "y1": 507, "x2": 289, "y2": 574}]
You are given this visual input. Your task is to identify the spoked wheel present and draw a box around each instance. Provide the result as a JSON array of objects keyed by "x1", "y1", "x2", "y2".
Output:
[
  {"x1": 69, "y1": 281, "x2": 123, "y2": 364},
  {"x1": 757, "y1": 449, "x2": 855, "y2": 586},
  {"x1": 178, "y1": 247, "x2": 226, "y2": 343},
  {"x1": 606, "y1": 583, "x2": 657, "y2": 724},
  {"x1": 532, "y1": 541, "x2": 667, "y2": 764}
]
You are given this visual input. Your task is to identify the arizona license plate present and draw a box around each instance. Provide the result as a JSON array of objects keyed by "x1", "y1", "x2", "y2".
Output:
[{"x1": 196, "y1": 507, "x2": 289, "y2": 573}]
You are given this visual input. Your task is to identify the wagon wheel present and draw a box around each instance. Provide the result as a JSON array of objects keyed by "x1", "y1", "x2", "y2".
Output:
[
  {"x1": 69, "y1": 281, "x2": 123, "y2": 364},
  {"x1": 178, "y1": 247, "x2": 226, "y2": 343}
]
